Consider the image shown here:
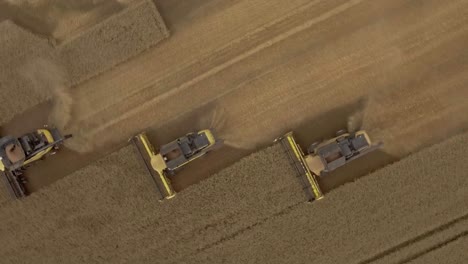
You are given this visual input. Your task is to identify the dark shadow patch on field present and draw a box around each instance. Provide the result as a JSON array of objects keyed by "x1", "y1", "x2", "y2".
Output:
[
  {"x1": 292, "y1": 102, "x2": 364, "y2": 148},
  {"x1": 153, "y1": 0, "x2": 237, "y2": 33},
  {"x1": 319, "y1": 149, "x2": 397, "y2": 192},
  {"x1": 143, "y1": 103, "x2": 222, "y2": 146},
  {"x1": 0, "y1": 101, "x2": 51, "y2": 137}
]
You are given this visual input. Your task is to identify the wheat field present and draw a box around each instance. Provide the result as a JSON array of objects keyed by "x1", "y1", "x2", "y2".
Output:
[
  {"x1": 0, "y1": 132, "x2": 466, "y2": 263},
  {"x1": 0, "y1": 0, "x2": 467, "y2": 263}
]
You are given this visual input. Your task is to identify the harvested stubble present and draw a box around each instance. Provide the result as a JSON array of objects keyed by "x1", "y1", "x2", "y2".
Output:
[
  {"x1": 408, "y1": 235, "x2": 468, "y2": 264},
  {"x1": 58, "y1": 0, "x2": 169, "y2": 86},
  {"x1": 0, "y1": 144, "x2": 304, "y2": 263},
  {"x1": 187, "y1": 132, "x2": 468, "y2": 264},
  {"x1": 0, "y1": 20, "x2": 55, "y2": 124}
]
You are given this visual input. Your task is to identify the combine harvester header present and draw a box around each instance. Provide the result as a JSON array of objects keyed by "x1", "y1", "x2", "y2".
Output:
[
  {"x1": 275, "y1": 132, "x2": 324, "y2": 202},
  {"x1": 133, "y1": 133, "x2": 176, "y2": 200},
  {"x1": 275, "y1": 130, "x2": 382, "y2": 202}
]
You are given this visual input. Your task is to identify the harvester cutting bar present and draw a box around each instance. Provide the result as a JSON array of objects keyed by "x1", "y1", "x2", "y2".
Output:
[
  {"x1": 1, "y1": 170, "x2": 27, "y2": 199},
  {"x1": 132, "y1": 133, "x2": 176, "y2": 201},
  {"x1": 275, "y1": 132, "x2": 323, "y2": 202}
]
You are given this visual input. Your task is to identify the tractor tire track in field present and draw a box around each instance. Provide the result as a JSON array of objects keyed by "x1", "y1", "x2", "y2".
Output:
[
  {"x1": 67, "y1": 0, "x2": 324, "y2": 118},
  {"x1": 360, "y1": 213, "x2": 468, "y2": 264},
  {"x1": 66, "y1": 0, "x2": 468, "y2": 158},
  {"x1": 400, "y1": 232, "x2": 468, "y2": 264},
  {"x1": 405, "y1": 234, "x2": 468, "y2": 264},
  {"x1": 65, "y1": 0, "x2": 365, "y2": 152}
]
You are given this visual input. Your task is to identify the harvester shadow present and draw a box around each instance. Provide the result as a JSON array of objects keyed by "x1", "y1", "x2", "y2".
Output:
[{"x1": 281, "y1": 99, "x2": 398, "y2": 193}]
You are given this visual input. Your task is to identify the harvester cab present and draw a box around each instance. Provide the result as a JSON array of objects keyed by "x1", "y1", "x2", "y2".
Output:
[
  {"x1": 132, "y1": 129, "x2": 222, "y2": 201},
  {"x1": 160, "y1": 130, "x2": 218, "y2": 173},
  {"x1": 0, "y1": 128, "x2": 72, "y2": 199},
  {"x1": 305, "y1": 130, "x2": 383, "y2": 176},
  {"x1": 275, "y1": 129, "x2": 382, "y2": 202}
]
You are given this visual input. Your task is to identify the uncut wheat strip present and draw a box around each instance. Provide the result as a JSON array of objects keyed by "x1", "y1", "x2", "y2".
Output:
[
  {"x1": 0, "y1": 20, "x2": 55, "y2": 125},
  {"x1": 58, "y1": 0, "x2": 169, "y2": 86},
  {"x1": 185, "y1": 132, "x2": 468, "y2": 264}
]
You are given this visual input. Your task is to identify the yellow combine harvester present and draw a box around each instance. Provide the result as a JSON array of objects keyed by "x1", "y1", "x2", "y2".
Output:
[
  {"x1": 0, "y1": 127, "x2": 72, "y2": 198},
  {"x1": 275, "y1": 129, "x2": 382, "y2": 202},
  {"x1": 132, "y1": 129, "x2": 222, "y2": 200}
]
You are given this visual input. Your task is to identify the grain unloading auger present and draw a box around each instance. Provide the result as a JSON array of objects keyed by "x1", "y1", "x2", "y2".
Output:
[
  {"x1": 132, "y1": 129, "x2": 222, "y2": 201},
  {"x1": 275, "y1": 129, "x2": 382, "y2": 202},
  {"x1": 0, "y1": 127, "x2": 72, "y2": 199}
]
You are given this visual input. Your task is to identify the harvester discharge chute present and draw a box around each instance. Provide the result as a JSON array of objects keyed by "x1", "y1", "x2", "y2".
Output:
[
  {"x1": 132, "y1": 129, "x2": 222, "y2": 201},
  {"x1": 275, "y1": 132, "x2": 324, "y2": 202},
  {"x1": 0, "y1": 127, "x2": 72, "y2": 199}
]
